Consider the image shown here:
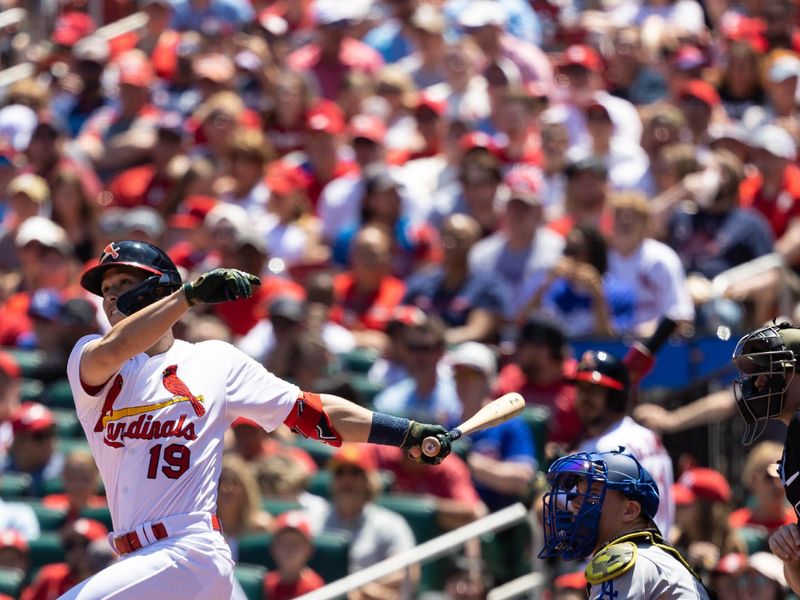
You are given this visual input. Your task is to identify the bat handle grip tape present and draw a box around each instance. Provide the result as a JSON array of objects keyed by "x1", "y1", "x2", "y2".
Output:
[{"x1": 421, "y1": 429, "x2": 460, "y2": 458}]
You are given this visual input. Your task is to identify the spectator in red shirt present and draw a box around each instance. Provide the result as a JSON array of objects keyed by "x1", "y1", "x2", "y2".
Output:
[
  {"x1": 21, "y1": 518, "x2": 108, "y2": 600},
  {"x1": 264, "y1": 511, "x2": 324, "y2": 600},
  {"x1": 286, "y1": 1, "x2": 383, "y2": 100},
  {"x1": 42, "y1": 450, "x2": 107, "y2": 523},
  {"x1": 729, "y1": 441, "x2": 795, "y2": 537},
  {"x1": 330, "y1": 225, "x2": 406, "y2": 350},
  {"x1": 494, "y1": 317, "x2": 582, "y2": 448}
]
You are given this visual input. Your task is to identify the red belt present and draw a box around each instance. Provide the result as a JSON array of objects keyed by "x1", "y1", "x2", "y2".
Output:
[{"x1": 113, "y1": 515, "x2": 222, "y2": 555}]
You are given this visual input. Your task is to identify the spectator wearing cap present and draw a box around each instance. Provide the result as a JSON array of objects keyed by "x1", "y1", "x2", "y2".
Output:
[
  {"x1": 373, "y1": 315, "x2": 461, "y2": 426},
  {"x1": 265, "y1": 72, "x2": 317, "y2": 157},
  {"x1": 4, "y1": 402, "x2": 64, "y2": 496},
  {"x1": 49, "y1": 36, "x2": 111, "y2": 139},
  {"x1": 637, "y1": 104, "x2": 689, "y2": 195},
  {"x1": 51, "y1": 11, "x2": 96, "y2": 52},
  {"x1": 329, "y1": 225, "x2": 407, "y2": 350},
  {"x1": 189, "y1": 91, "x2": 248, "y2": 174},
  {"x1": 738, "y1": 552, "x2": 788, "y2": 600},
  {"x1": 166, "y1": 195, "x2": 218, "y2": 270},
  {"x1": 719, "y1": 41, "x2": 767, "y2": 122},
  {"x1": 396, "y1": 5, "x2": 448, "y2": 90},
  {"x1": 107, "y1": 111, "x2": 193, "y2": 214},
  {"x1": 568, "y1": 100, "x2": 650, "y2": 191},
  {"x1": 0, "y1": 174, "x2": 50, "y2": 271},
  {"x1": 216, "y1": 453, "x2": 273, "y2": 560},
  {"x1": 20, "y1": 518, "x2": 109, "y2": 600},
  {"x1": 286, "y1": 0, "x2": 383, "y2": 100},
  {"x1": 671, "y1": 467, "x2": 745, "y2": 575},
  {"x1": 316, "y1": 444, "x2": 418, "y2": 596},
  {"x1": 449, "y1": 342, "x2": 536, "y2": 511},
  {"x1": 0, "y1": 529, "x2": 28, "y2": 574},
  {"x1": 457, "y1": 0, "x2": 552, "y2": 88},
  {"x1": 607, "y1": 191, "x2": 694, "y2": 336},
  {"x1": 473, "y1": 59, "x2": 522, "y2": 139},
  {"x1": 425, "y1": 38, "x2": 490, "y2": 125},
  {"x1": 548, "y1": 155, "x2": 612, "y2": 237},
  {"x1": 729, "y1": 441, "x2": 795, "y2": 538},
  {"x1": 264, "y1": 511, "x2": 324, "y2": 600},
  {"x1": 169, "y1": 0, "x2": 254, "y2": 33},
  {"x1": 677, "y1": 79, "x2": 724, "y2": 147},
  {"x1": 365, "y1": 305, "x2": 427, "y2": 388},
  {"x1": 538, "y1": 115, "x2": 569, "y2": 217},
  {"x1": 14, "y1": 217, "x2": 78, "y2": 295},
  {"x1": 192, "y1": 53, "x2": 236, "y2": 101},
  {"x1": 216, "y1": 128, "x2": 273, "y2": 214},
  {"x1": 744, "y1": 51, "x2": 800, "y2": 129},
  {"x1": 261, "y1": 308, "x2": 331, "y2": 390},
  {"x1": 332, "y1": 163, "x2": 442, "y2": 279},
  {"x1": 77, "y1": 49, "x2": 161, "y2": 182},
  {"x1": 98, "y1": 207, "x2": 166, "y2": 252},
  {"x1": 406, "y1": 93, "x2": 448, "y2": 162},
  {"x1": 402, "y1": 213, "x2": 508, "y2": 345},
  {"x1": 42, "y1": 450, "x2": 106, "y2": 524},
  {"x1": 557, "y1": 44, "x2": 642, "y2": 148},
  {"x1": 605, "y1": 27, "x2": 669, "y2": 106},
  {"x1": 470, "y1": 168, "x2": 564, "y2": 309},
  {"x1": 709, "y1": 552, "x2": 747, "y2": 600},
  {"x1": 489, "y1": 84, "x2": 547, "y2": 170}
]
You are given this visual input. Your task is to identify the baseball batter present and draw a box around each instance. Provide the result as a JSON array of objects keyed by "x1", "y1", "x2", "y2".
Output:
[
  {"x1": 61, "y1": 240, "x2": 452, "y2": 599},
  {"x1": 539, "y1": 448, "x2": 712, "y2": 600}
]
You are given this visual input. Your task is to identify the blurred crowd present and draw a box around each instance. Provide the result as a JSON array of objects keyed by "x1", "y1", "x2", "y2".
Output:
[{"x1": 0, "y1": 0, "x2": 800, "y2": 597}]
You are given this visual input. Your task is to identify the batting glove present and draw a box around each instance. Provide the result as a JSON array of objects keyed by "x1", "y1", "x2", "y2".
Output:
[
  {"x1": 183, "y1": 269, "x2": 260, "y2": 306},
  {"x1": 400, "y1": 421, "x2": 451, "y2": 465}
]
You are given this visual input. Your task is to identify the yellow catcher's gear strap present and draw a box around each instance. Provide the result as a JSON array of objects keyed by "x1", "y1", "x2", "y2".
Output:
[{"x1": 585, "y1": 541, "x2": 638, "y2": 584}]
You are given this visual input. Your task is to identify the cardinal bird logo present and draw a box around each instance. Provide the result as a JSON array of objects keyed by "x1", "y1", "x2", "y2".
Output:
[{"x1": 162, "y1": 365, "x2": 206, "y2": 417}]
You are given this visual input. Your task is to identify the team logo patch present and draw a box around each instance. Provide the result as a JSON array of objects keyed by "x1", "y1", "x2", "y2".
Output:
[
  {"x1": 585, "y1": 541, "x2": 637, "y2": 585},
  {"x1": 101, "y1": 243, "x2": 121, "y2": 262}
]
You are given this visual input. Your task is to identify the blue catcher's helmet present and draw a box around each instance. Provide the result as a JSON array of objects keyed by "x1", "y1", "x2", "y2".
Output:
[{"x1": 539, "y1": 448, "x2": 660, "y2": 561}]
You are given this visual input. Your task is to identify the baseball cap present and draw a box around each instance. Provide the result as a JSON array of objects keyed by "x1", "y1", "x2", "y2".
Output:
[
  {"x1": 447, "y1": 342, "x2": 497, "y2": 377},
  {"x1": 329, "y1": 444, "x2": 377, "y2": 473},
  {"x1": 747, "y1": 552, "x2": 787, "y2": 588},
  {"x1": 306, "y1": 100, "x2": 345, "y2": 135},
  {"x1": 459, "y1": 131, "x2": 500, "y2": 155},
  {"x1": 156, "y1": 111, "x2": 185, "y2": 137},
  {"x1": 750, "y1": 124, "x2": 797, "y2": 161},
  {"x1": 505, "y1": 168, "x2": 543, "y2": 206},
  {"x1": 459, "y1": 0, "x2": 507, "y2": 28},
  {"x1": 678, "y1": 80, "x2": 721, "y2": 107},
  {"x1": 266, "y1": 164, "x2": 311, "y2": 197},
  {"x1": 558, "y1": 44, "x2": 603, "y2": 73},
  {"x1": 564, "y1": 155, "x2": 608, "y2": 178},
  {"x1": 416, "y1": 93, "x2": 447, "y2": 117},
  {"x1": 16, "y1": 217, "x2": 72, "y2": 255},
  {"x1": 713, "y1": 552, "x2": 747, "y2": 575},
  {"x1": 115, "y1": 50, "x2": 154, "y2": 88},
  {"x1": 553, "y1": 571, "x2": 587, "y2": 590},
  {"x1": 6, "y1": 174, "x2": 49, "y2": 205},
  {"x1": 0, "y1": 530, "x2": 28, "y2": 554},
  {"x1": 11, "y1": 402, "x2": 55, "y2": 435},
  {"x1": 0, "y1": 351, "x2": 21, "y2": 380},
  {"x1": 349, "y1": 114, "x2": 386, "y2": 145},
  {"x1": 72, "y1": 35, "x2": 110, "y2": 64},
  {"x1": 273, "y1": 511, "x2": 313, "y2": 541},
  {"x1": 0, "y1": 105, "x2": 37, "y2": 151},
  {"x1": 52, "y1": 12, "x2": 95, "y2": 47},
  {"x1": 269, "y1": 296, "x2": 307, "y2": 323},
  {"x1": 315, "y1": 0, "x2": 358, "y2": 26},
  {"x1": 68, "y1": 518, "x2": 108, "y2": 543},
  {"x1": 768, "y1": 54, "x2": 800, "y2": 83},
  {"x1": 673, "y1": 467, "x2": 732, "y2": 504},
  {"x1": 27, "y1": 289, "x2": 63, "y2": 321},
  {"x1": 708, "y1": 122, "x2": 748, "y2": 144},
  {"x1": 168, "y1": 195, "x2": 218, "y2": 229},
  {"x1": 410, "y1": 4, "x2": 445, "y2": 34},
  {"x1": 670, "y1": 45, "x2": 705, "y2": 71}
]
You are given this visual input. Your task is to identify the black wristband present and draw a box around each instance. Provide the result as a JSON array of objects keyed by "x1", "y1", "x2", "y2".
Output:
[
  {"x1": 182, "y1": 282, "x2": 199, "y2": 306},
  {"x1": 368, "y1": 412, "x2": 411, "y2": 446}
]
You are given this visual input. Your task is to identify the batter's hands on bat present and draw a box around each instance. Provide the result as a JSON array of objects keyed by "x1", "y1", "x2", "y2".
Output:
[
  {"x1": 401, "y1": 421, "x2": 451, "y2": 465},
  {"x1": 183, "y1": 269, "x2": 261, "y2": 306},
  {"x1": 770, "y1": 523, "x2": 800, "y2": 562}
]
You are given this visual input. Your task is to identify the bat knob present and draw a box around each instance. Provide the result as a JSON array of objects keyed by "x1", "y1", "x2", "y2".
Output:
[{"x1": 422, "y1": 436, "x2": 441, "y2": 457}]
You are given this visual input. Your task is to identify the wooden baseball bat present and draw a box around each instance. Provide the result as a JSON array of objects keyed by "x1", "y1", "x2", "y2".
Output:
[{"x1": 421, "y1": 393, "x2": 526, "y2": 457}]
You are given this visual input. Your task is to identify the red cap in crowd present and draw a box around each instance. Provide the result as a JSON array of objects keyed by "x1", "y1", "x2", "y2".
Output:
[
  {"x1": 673, "y1": 467, "x2": 732, "y2": 505},
  {"x1": 713, "y1": 552, "x2": 747, "y2": 575},
  {"x1": 231, "y1": 417, "x2": 262, "y2": 429},
  {"x1": 266, "y1": 164, "x2": 311, "y2": 196},
  {"x1": 168, "y1": 195, "x2": 219, "y2": 229},
  {"x1": 416, "y1": 93, "x2": 447, "y2": 116},
  {"x1": 116, "y1": 50, "x2": 155, "y2": 88},
  {"x1": 678, "y1": 80, "x2": 721, "y2": 107},
  {"x1": 559, "y1": 44, "x2": 603, "y2": 73},
  {"x1": 554, "y1": 571, "x2": 587, "y2": 590},
  {"x1": 0, "y1": 530, "x2": 28, "y2": 554},
  {"x1": 306, "y1": 100, "x2": 345, "y2": 135},
  {"x1": 52, "y1": 12, "x2": 96, "y2": 47},
  {"x1": 459, "y1": 131, "x2": 500, "y2": 155},
  {"x1": 0, "y1": 351, "x2": 20, "y2": 380},
  {"x1": 11, "y1": 403, "x2": 55, "y2": 436},
  {"x1": 505, "y1": 168, "x2": 543, "y2": 206},
  {"x1": 69, "y1": 518, "x2": 109, "y2": 542},
  {"x1": 274, "y1": 511, "x2": 313, "y2": 541},
  {"x1": 348, "y1": 114, "x2": 387, "y2": 145},
  {"x1": 329, "y1": 444, "x2": 377, "y2": 473}
]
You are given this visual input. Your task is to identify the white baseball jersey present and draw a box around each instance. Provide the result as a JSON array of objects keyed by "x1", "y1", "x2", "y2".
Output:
[
  {"x1": 579, "y1": 416, "x2": 675, "y2": 535},
  {"x1": 67, "y1": 335, "x2": 299, "y2": 532},
  {"x1": 588, "y1": 543, "x2": 710, "y2": 600}
]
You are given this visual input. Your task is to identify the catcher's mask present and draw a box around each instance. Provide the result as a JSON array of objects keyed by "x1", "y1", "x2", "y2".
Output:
[
  {"x1": 539, "y1": 448, "x2": 659, "y2": 561},
  {"x1": 732, "y1": 322, "x2": 798, "y2": 445}
]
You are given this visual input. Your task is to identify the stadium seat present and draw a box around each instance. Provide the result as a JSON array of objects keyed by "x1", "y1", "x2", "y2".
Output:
[
  {"x1": 307, "y1": 471, "x2": 332, "y2": 499},
  {"x1": 0, "y1": 566, "x2": 24, "y2": 598},
  {"x1": 376, "y1": 494, "x2": 440, "y2": 543},
  {"x1": 28, "y1": 532, "x2": 64, "y2": 570},
  {"x1": 234, "y1": 563, "x2": 266, "y2": 600},
  {"x1": 350, "y1": 376, "x2": 384, "y2": 405},
  {"x1": 261, "y1": 499, "x2": 302, "y2": 516},
  {"x1": 80, "y1": 506, "x2": 113, "y2": 530},
  {"x1": 42, "y1": 379, "x2": 75, "y2": 410},
  {"x1": 310, "y1": 532, "x2": 350, "y2": 582},
  {"x1": 238, "y1": 533, "x2": 274, "y2": 570},
  {"x1": 27, "y1": 500, "x2": 68, "y2": 531},
  {"x1": 20, "y1": 378, "x2": 44, "y2": 403},
  {"x1": 289, "y1": 437, "x2": 337, "y2": 468},
  {"x1": 481, "y1": 520, "x2": 532, "y2": 584},
  {"x1": 57, "y1": 439, "x2": 91, "y2": 456},
  {"x1": 337, "y1": 349, "x2": 379, "y2": 374},
  {"x1": 52, "y1": 408, "x2": 83, "y2": 439},
  {"x1": 738, "y1": 526, "x2": 769, "y2": 554},
  {"x1": 6, "y1": 349, "x2": 44, "y2": 378},
  {"x1": 0, "y1": 473, "x2": 32, "y2": 498}
]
